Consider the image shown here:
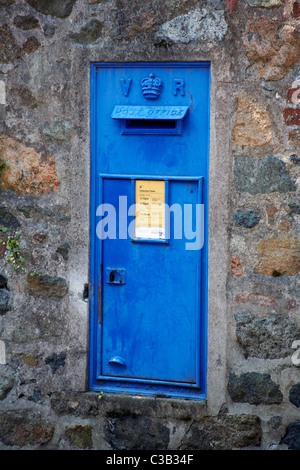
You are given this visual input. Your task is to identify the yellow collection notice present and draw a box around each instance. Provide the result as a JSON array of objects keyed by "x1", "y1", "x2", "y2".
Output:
[{"x1": 135, "y1": 180, "x2": 165, "y2": 239}]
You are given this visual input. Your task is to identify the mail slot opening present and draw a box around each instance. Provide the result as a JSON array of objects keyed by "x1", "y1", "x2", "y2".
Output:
[
  {"x1": 123, "y1": 118, "x2": 181, "y2": 135},
  {"x1": 126, "y1": 119, "x2": 176, "y2": 129}
]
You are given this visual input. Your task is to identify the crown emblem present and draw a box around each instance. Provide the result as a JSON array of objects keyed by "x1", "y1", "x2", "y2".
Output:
[{"x1": 141, "y1": 73, "x2": 162, "y2": 99}]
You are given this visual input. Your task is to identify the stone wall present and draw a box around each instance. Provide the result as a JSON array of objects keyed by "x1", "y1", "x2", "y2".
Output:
[{"x1": 0, "y1": 0, "x2": 299, "y2": 450}]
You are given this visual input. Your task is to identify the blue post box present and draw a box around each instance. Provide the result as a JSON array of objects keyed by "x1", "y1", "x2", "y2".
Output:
[{"x1": 89, "y1": 62, "x2": 210, "y2": 399}]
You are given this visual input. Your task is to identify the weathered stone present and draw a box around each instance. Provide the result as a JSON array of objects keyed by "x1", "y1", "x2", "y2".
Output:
[
  {"x1": 288, "y1": 203, "x2": 300, "y2": 216},
  {"x1": 104, "y1": 415, "x2": 170, "y2": 450},
  {"x1": 156, "y1": 7, "x2": 228, "y2": 44},
  {"x1": 293, "y1": 2, "x2": 300, "y2": 18},
  {"x1": 56, "y1": 242, "x2": 70, "y2": 261},
  {"x1": 289, "y1": 383, "x2": 300, "y2": 408},
  {"x1": 281, "y1": 420, "x2": 300, "y2": 450},
  {"x1": 266, "y1": 202, "x2": 278, "y2": 219},
  {"x1": 242, "y1": 18, "x2": 300, "y2": 80},
  {"x1": 27, "y1": 274, "x2": 68, "y2": 299},
  {"x1": 23, "y1": 354, "x2": 38, "y2": 367},
  {"x1": 247, "y1": 0, "x2": 283, "y2": 7},
  {"x1": 180, "y1": 414, "x2": 262, "y2": 450},
  {"x1": 9, "y1": 83, "x2": 39, "y2": 109},
  {"x1": 0, "y1": 134, "x2": 60, "y2": 196},
  {"x1": 234, "y1": 292, "x2": 275, "y2": 307},
  {"x1": 278, "y1": 220, "x2": 291, "y2": 232},
  {"x1": 289, "y1": 131, "x2": 300, "y2": 148},
  {"x1": 27, "y1": 0, "x2": 77, "y2": 18},
  {"x1": 70, "y1": 20, "x2": 103, "y2": 43},
  {"x1": 66, "y1": 425, "x2": 93, "y2": 449},
  {"x1": 42, "y1": 120, "x2": 72, "y2": 142},
  {"x1": 0, "y1": 0, "x2": 15, "y2": 5},
  {"x1": 234, "y1": 155, "x2": 296, "y2": 194},
  {"x1": 0, "y1": 25, "x2": 23, "y2": 63},
  {"x1": 43, "y1": 25, "x2": 56, "y2": 37},
  {"x1": 268, "y1": 416, "x2": 282, "y2": 429},
  {"x1": 0, "y1": 207, "x2": 20, "y2": 231},
  {"x1": 226, "y1": 0, "x2": 236, "y2": 14},
  {"x1": 28, "y1": 388, "x2": 43, "y2": 403},
  {"x1": 12, "y1": 308, "x2": 64, "y2": 342},
  {"x1": 0, "y1": 365, "x2": 14, "y2": 400},
  {"x1": 13, "y1": 15, "x2": 39, "y2": 30},
  {"x1": 0, "y1": 27, "x2": 40, "y2": 67},
  {"x1": 233, "y1": 95, "x2": 272, "y2": 147},
  {"x1": 45, "y1": 353, "x2": 66, "y2": 374},
  {"x1": 231, "y1": 257, "x2": 243, "y2": 277},
  {"x1": 283, "y1": 108, "x2": 300, "y2": 126},
  {"x1": 0, "y1": 411, "x2": 54, "y2": 447},
  {"x1": 235, "y1": 313, "x2": 300, "y2": 359},
  {"x1": 228, "y1": 372, "x2": 283, "y2": 404},
  {"x1": 234, "y1": 209, "x2": 260, "y2": 228},
  {"x1": 21, "y1": 36, "x2": 40, "y2": 56},
  {"x1": 16, "y1": 205, "x2": 70, "y2": 223},
  {"x1": 255, "y1": 235, "x2": 300, "y2": 276},
  {"x1": 0, "y1": 289, "x2": 10, "y2": 314}
]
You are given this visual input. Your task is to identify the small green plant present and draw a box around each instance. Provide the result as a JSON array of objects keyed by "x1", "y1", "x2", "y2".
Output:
[
  {"x1": 0, "y1": 161, "x2": 9, "y2": 178},
  {"x1": 0, "y1": 227, "x2": 26, "y2": 271}
]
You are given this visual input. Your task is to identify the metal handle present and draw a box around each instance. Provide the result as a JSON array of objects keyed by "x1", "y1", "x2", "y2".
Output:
[
  {"x1": 108, "y1": 356, "x2": 126, "y2": 367},
  {"x1": 105, "y1": 268, "x2": 126, "y2": 285}
]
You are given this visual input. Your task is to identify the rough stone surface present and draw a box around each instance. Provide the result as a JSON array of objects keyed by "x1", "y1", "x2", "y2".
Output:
[
  {"x1": 234, "y1": 155, "x2": 296, "y2": 194},
  {"x1": 12, "y1": 305, "x2": 65, "y2": 342},
  {"x1": 13, "y1": 15, "x2": 39, "y2": 30},
  {"x1": 156, "y1": 7, "x2": 228, "y2": 44},
  {"x1": 235, "y1": 313, "x2": 300, "y2": 359},
  {"x1": 66, "y1": 425, "x2": 93, "y2": 449},
  {"x1": 180, "y1": 414, "x2": 262, "y2": 450},
  {"x1": 242, "y1": 18, "x2": 300, "y2": 80},
  {"x1": 45, "y1": 353, "x2": 66, "y2": 374},
  {"x1": 0, "y1": 207, "x2": 20, "y2": 230},
  {"x1": 0, "y1": 25, "x2": 40, "y2": 63},
  {"x1": 234, "y1": 209, "x2": 260, "y2": 228},
  {"x1": 70, "y1": 20, "x2": 104, "y2": 43},
  {"x1": 228, "y1": 372, "x2": 283, "y2": 404},
  {"x1": 104, "y1": 415, "x2": 170, "y2": 450},
  {"x1": 283, "y1": 108, "x2": 300, "y2": 126},
  {"x1": 293, "y1": 2, "x2": 300, "y2": 18},
  {"x1": 0, "y1": 365, "x2": 14, "y2": 400},
  {"x1": 281, "y1": 420, "x2": 300, "y2": 450},
  {"x1": 0, "y1": 289, "x2": 10, "y2": 314},
  {"x1": 289, "y1": 383, "x2": 300, "y2": 409},
  {"x1": 255, "y1": 235, "x2": 300, "y2": 276},
  {"x1": 42, "y1": 120, "x2": 72, "y2": 142},
  {"x1": 0, "y1": 411, "x2": 54, "y2": 448},
  {"x1": 247, "y1": 0, "x2": 283, "y2": 6},
  {"x1": 0, "y1": 134, "x2": 60, "y2": 196},
  {"x1": 233, "y1": 95, "x2": 272, "y2": 147},
  {"x1": 231, "y1": 257, "x2": 243, "y2": 277},
  {"x1": 0, "y1": 0, "x2": 15, "y2": 5},
  {"x1": 26, "y1": 0, "x2": 77, "y2": 18},
  {"x1": 27, "y1": 274, "x2": 68, "y2": 299},
  {"x1": 288, "y1": 130, "x2": 300, "y2": 148},
  {"x1": 234, "y1": 292, "x2": 275, "y2": 307}
]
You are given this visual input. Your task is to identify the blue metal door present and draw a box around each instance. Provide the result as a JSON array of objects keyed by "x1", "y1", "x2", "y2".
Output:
[{"x1": 90, "y1": 63, "x2": 210, "y2": 399}]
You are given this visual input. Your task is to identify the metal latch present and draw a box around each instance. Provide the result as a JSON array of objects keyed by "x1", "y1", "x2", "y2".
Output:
[{"x1": 105, "y1": 268, "x2": 126, "y2": 285}]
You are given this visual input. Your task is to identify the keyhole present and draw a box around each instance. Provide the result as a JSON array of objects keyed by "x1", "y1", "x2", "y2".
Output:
[{"x1": 110, "y1": 271, "x2": 116, "y2": 282}]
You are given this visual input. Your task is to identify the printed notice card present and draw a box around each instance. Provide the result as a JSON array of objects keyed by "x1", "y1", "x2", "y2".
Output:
[{"x1": 135, "y1": 180, "x2": 165, "y2": 240}]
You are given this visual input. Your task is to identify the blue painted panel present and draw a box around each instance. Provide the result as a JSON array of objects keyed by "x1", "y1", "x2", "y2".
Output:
[
  {"x1": 89, "y1": 63, "x2": 210, "y2": 399},
  {"x1": 101, "y1": 176, "x2": 202, "y2": 384}
]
